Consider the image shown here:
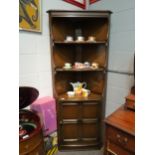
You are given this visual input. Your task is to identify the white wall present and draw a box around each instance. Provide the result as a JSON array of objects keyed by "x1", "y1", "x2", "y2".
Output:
[
  {"x1": 89, "y1": 0, "x2": 135, "y2": 116},
  {"x1": 19, "y1": 0, "x2": 135, "y2": 115},
  {"x1": 19, "y1": 0, "x2": 82, "y2": 97}
]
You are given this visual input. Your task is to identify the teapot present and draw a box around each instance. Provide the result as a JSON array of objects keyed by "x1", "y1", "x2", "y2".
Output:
[{"x1": 70, "y1": 81, "x2": 87, "y2": 95}]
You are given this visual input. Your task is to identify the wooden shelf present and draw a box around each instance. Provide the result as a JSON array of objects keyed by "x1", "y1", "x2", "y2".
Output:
[
  {"x1": 58, "y1": 92, "x2": 102, "y2": 102},
  {"x1": 61, "y1": 102, "x2": 99, "y2": 106},
  {"x1": 60, "y1": 118, "x2": 99, "y2": 124},
  {"x1": 63, "y1": 138, "x2": 98, "y2": 143},
  {"x1": 55, "y1": 67, "x2": 105, "y2": 72},
  {"x1": 60, "y1": 140, "x2": 101, "y2": 147},
  {"x1": 59, "y1": 140, "x2": 102, "y2": 151},
  {"x1": 54, "y1": 41, "x2": 106, "y2": 45}
]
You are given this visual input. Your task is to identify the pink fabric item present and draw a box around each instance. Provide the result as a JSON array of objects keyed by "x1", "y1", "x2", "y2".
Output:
[{"x1": 30, "y1": 96, "x2": 57, "y2": 136}]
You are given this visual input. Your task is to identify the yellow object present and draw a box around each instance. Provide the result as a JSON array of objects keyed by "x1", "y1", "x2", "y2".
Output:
[
  {"x1": 74, "y1": 87, "x2": 82, "y2": 95},
  {"x1": 19, "y1": 0, "x2": 41, "y2": 32},
  {"x1": 46, "y1": 132, "x2": 58, "y2": 155},
  {"x1": 47, "y1": 146, "x2": 58, "y2": 155},
  {"x1": 82, "y1": 91, "x2": 88, "y2": 97},
  {"x1": 82, "y1": 89, "x2": 90, "y2": 97}
]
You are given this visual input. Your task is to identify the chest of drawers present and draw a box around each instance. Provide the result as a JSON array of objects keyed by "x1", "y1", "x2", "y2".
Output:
[{"x1": 104, "y1": 106, "x2": 135, "y2": 155}]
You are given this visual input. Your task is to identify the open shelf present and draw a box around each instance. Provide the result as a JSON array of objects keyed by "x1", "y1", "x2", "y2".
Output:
[
  {"x1": 58, "y1": 92, "x2": 102, "y2": 102},
  {"x1": 54, "y1": 41, "x2": 107, "y2": 45},
  {"x1": 55, "y1": 67, "x2": 105, "y2": 72},
  {"x1": 51, "y1": 17, "x2": 109, "y2": 42},
  {"x1": 55, "y1": 72, "x2": 106, "y2": 96},
  {"x1": 53, "y1": 44, "x2": 107, "y2": 69}
]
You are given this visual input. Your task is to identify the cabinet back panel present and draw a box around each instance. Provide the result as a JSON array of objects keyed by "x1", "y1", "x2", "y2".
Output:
[
  {"x1": 82, "y1": 45, "x2": 107, "y2": 68},
  {"x1": 82, "y1": 72, "x2": 106, "y2": 94},
  {"x1": 82, "y1": 18, "x2": 109, "y2": 41},
  {"x1": 52, "y1": 18, "x2": 75, "y2": 41},
  {"x1": 53, "y1": 46, "x2": 76, "y2": 68},
  {"x1": 55, "y1": 73, "x2": 76, "y2": 95}
]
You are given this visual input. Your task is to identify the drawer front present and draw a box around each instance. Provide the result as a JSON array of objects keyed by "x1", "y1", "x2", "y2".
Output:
[
  {"x1": 107, "y1": 126, "x2": 135, "y2": 152},
  {"x1": 106, "y1": 141, "x2": 134, "y2": 155}
]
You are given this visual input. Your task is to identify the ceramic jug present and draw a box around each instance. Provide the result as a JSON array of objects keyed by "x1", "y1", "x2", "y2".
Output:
[{"x1": 70, "y1": 82, "x2": 87, "y2": 95}]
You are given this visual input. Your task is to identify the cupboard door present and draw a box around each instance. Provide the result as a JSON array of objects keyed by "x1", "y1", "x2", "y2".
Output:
[
  {"x1": 61, "y1": 103, "x2": 80, "y2": 119},
  {"x1": 61, "y1": 124, "x2": 79, "y2": 140},
  {"x1": 82, "y1": 123, "x2": 99, "y2": 139},
  {"x1": 82, "y1": 102, "x2": 100, "y2": 119}
]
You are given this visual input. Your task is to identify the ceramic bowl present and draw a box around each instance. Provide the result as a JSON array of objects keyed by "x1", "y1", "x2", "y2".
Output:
[
  {"x1": 67, "y1": 91, "x2": 75, "y2": 97},
  {"x1": 65, "y1": 36, "x2": 73, "y2": 42},
  {"x1": 87, "y1": 36, "x2": 96, "y2": 42},
  {"x1": 76, "y1": 36, "x2": 85, "y2": 42},
  {"x1": 64, "y1": 63, "x2": 72, "y2": 69}
]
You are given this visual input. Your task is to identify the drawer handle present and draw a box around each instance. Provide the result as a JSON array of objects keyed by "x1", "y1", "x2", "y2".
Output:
[
  {"x1": 116, "y1": 134, "x2": 128, "y2": 145},
  {"x1": 116, "y1": 134, "x2": 122, "y2": 143},
  {"x1": 107, "y1": 148, "x2": 118, "y2": 155},
  {"x1": 123, "y1": 137, "x2": 128, "y2": 144},
  {"x1": 116, "y1": 134, "x2": 121, "y2": 139}
]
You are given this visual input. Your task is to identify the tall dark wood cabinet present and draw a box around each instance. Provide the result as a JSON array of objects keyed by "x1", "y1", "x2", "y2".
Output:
[{"x1": 47, "y1": 10, "x2": 112, "y2": 151}]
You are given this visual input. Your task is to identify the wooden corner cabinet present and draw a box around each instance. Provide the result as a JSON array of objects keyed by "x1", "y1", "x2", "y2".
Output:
[{"x1": 47, "y1": 10, "x2": 112, "y2": 151}]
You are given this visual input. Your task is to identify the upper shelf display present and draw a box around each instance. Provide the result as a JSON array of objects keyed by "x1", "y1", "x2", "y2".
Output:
[
  {"x1": 51, "y1": 17, "x2": 109, "y2": 42},
  {"x1": 53, "y1": 35, "x2": 107, "y2": 45}
]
